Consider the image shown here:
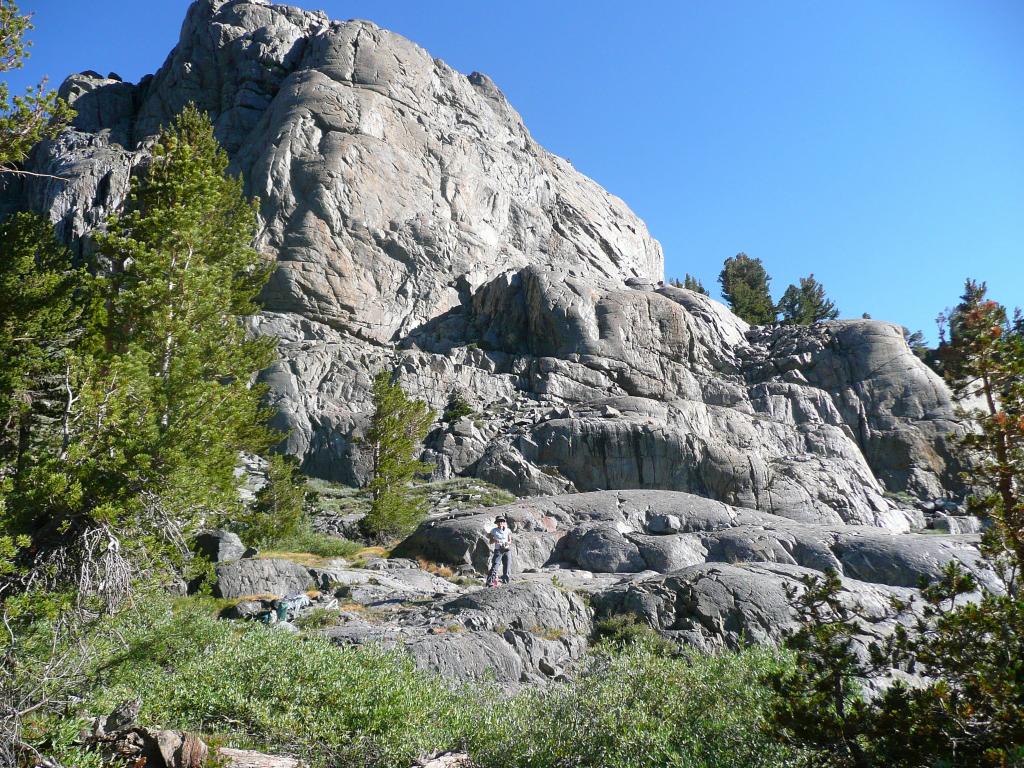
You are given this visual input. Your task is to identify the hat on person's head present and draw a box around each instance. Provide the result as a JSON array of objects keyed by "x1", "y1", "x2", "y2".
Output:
[{"x1": 494, "y1": 516, "x2": 506, "y2": 523}]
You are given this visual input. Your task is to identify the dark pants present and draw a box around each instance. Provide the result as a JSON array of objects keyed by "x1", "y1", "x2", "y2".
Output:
[{"x1": 488, "y1": 548, "x2": 511, "y2": 584}]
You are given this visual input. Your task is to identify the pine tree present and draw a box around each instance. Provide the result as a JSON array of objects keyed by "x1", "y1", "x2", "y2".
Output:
[
  {"x1": 718, "y1": 253, "x2": 776, "y2": 324},
  {"x1": 937, "y1": 280, "x2": 1024, "y2": 566},
  {"x1": 901, "y1": 328, "x2": 929, "y2": 361},
  {"x1": 240, "y1": 454, "x2": 306, "y2": 547},
  {"x1": 768, "y1": 281, "x2": 1024, "y2": 767},
  {"x1": 0, "y1": 213, "x2": 87, "y2": 501},
  {"x1": 8, "y1": 105, "x2": 278, "y2": 584},
  {"x1": 669, "y1": 273, "x2": 709, "y2": 295},
  {"x1": 0, "y1": 0, "x2": 74, "y2": 173},
  {"x1": 777, "y1": 274, "x2": 839, "y2": 325},
  {"x1": 766, "y1": 570, "x2": 878, "y2": 768},
  {"x1": 360, "y1": 371, "x2": 435, "y2": 541}
]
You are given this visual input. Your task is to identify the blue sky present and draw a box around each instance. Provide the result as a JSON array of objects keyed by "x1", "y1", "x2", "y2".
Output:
[{"x1": 11, "y1": 0, "x2": 1023, "y2": 341}]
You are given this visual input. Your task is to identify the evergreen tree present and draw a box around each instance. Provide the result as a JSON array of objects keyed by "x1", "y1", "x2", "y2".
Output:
[
  {"x1": 767, "y1": 570, "x2": 878, "y2": 768},
  {"x1": 360, "y1": 372, "x2": 435, "y2": 541},
  {"x1": 718, "y1": 253, "x2": 776, "y2": 324},
  {"x1": 777, "y1": 274, "x2": 839, "y2": 325},
  {"x1": 683, "y1": 273, "x2": 708, "y2": 295},
  {"x1": 901, "y1": 328, "x2": 930, "y2": 362},
  {"x1": 767, "y1": 281, "x2": 1024, "y2": 768},
  {"x1": 239, "y1": 454, "x2": 306, "y2": 547},
  {"x1": 0, "y1": 213, "x2": 87, "y2": 501},
  {"x1": 0, "y1": 0, "x2": 74, "y2": 173},
  {"x1": 7, "y1": 105, "x2": 277, "y2": 591},
  {"x1": 668, "y1": 274, "x2": 709, "y2": 295},
  {"x1": 937, "y1": 280, "x2": 1024, "y2": 566},
  {"x1": 1, "y1": 106, "x2": 278, "y2": 765}
]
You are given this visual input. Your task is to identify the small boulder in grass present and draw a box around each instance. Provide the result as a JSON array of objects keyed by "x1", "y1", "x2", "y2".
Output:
[{"x1": 220, "y1": 599, "x2": 270, "y2": 620}]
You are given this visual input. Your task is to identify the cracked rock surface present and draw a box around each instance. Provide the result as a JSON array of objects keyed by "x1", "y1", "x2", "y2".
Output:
[
  {"x1": 2, "y1": 0, "x2": 968, "y2": 532},
  {"x1": 205, "y1": 490, "x2": 996, "y2": 687}
]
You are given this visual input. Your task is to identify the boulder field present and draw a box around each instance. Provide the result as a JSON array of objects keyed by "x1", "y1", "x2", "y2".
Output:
[{"x1": 199, "y1": 489, "x2": 994, "y2": 686}]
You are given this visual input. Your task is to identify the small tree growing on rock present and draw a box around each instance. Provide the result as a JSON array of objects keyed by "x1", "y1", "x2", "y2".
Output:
[
  {"x1": 718, "y1": 253, "x2": 776, "y2": 324},
  {"x1": 668, "y1": 274, "x2": 709, "y2": 295},
  {"x1": 777, "y1": 273, "x2": 839, "y2": 325},
  {"x1": 360, "y1": 372, "x2": 435, "y2": 541},
  {"x1": 236, "y1": 454, "x2": 306, "y2": 548}
]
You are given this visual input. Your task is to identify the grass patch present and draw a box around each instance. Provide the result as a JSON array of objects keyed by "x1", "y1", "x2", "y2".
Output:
[
  {"x1": 29, "y1": 596, "x2": 804, "y2": 768},
  {"x1": 294, "y1": 608, "x2": 341, "y2": 631},
  {"x1": 263, "y1": 527, "x2": 362, "y2": 560},
  {"x1": 348, "y1": 545, "x2": 391, "y2": 568},
  {"x1": 259, "y1": 550, "x2": 335, "y2": 567},
  {"x1": 417, "y1": 557, "x2": 455, "y2": 578},
  {"x1": 531, "y1": 626, "x2": 565, "y2": 641}
]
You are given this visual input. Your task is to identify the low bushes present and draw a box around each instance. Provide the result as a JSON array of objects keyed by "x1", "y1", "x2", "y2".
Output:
[{"x1": 32, "y1": 597, "x2": 803, "y2": 768}]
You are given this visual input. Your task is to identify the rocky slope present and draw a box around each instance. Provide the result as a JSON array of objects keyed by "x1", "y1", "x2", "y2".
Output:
[
  {"x1": 200, "y1": 489, "x2": 995, "y2": 686},
  {"x1": 1, "y1": 0, "x2": 966, "y2": 534}
]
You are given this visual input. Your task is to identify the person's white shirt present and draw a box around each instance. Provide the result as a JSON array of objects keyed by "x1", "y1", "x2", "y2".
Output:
[{"x1": 489, "y1": 525, "x2": 511, "y2": 550}]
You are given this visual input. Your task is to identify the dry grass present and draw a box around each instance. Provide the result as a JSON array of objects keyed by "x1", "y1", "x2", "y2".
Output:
[
  {"x1": 259, "y1": 550, "x2": 336, "y2": 567},
  {"x1": 348, "y1": 545, "x2": 393, "y2": 568},
  {"x1": 532, "y1": 625, "x2": 565, "y2": 641},
  {"x1": 417, "y1": 557, "x2": 455, "y2": 578}
]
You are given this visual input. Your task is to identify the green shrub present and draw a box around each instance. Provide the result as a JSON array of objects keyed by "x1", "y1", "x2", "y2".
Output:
[
  {"x1": 31, "y1": 597, "x2": 801, "y2": 768},
  {"x1": 77, "y1": 599, "x2": 458, "y2": 766},
  {"x1": 443, "y1": 392, "x2": 475, "y2": 422},
  {"x1": 294, "y1": 607, "x2": 341, "y2": 631},
  {"x1": 465, "y1": 645, "x2": 801, "y2": 768},
  {"x1": 593, "y1": 613, "x2": 679, "y2": 657}
]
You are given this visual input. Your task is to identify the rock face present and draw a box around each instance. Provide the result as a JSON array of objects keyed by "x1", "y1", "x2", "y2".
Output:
[
  {"x1": 212, "y1": 558, "x2": 312, "y2": 598},
  {"x1": 389, "y1": 490, "x2": 997, "y2": 681},
  {"x1": 3, "y1": 0, "x2": 966, "y2": 529},
  {"x1": 395, "y1": 490, "x2": 998, "y2": 593},
  {"x1": 323, "y1": 580, "x2": 590, "y2": 685}
]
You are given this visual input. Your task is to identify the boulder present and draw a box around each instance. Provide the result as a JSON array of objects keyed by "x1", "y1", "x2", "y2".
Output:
[
  {"x1": 557, "y1": 525, "x2": 647, "y2": 573},
  {"x1": 219, "y1": 599, "x2": 269, "y2": 620},
  {"x1": 591, "y1": 562, "x2": 918, "y2": 653},
  {"x1": 105, "y1": 728, "x2": 208, "y2": 768},
  {"x1": 212, "y1": 559, "x2": 312, "y2": 599},
  {"x1": 647, "y1": 513, "x2": 682, "y2": 534},
  {"x1": 218, "y1": 749, "x2": 302, "y2": 768},
  {"x1": 441, "y1": 581, "x2": 592, "y2": 637},
  {"x1": 194, "y1": 529, "x2": 246, "y2": 563},
  {"x1": 932, "y1": 514, "x2": 984, "y2": 535}
]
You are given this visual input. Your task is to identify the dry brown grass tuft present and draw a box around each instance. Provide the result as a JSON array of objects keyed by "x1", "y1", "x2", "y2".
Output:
[
  {"x1": 417, "y1": 557, "x2": 455, "y2": 578},
  {"x1": 259, "y1": 550, "x2": 333, "y2": 567}
]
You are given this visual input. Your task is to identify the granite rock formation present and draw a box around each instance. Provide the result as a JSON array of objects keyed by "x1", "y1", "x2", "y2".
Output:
[{"x1": 3, "y1": 0, "x2": 965, "y2": 534}]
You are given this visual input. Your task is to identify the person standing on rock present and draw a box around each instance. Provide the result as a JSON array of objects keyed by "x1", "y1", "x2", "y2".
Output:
[{"x1": 486, "y1": 516, "x2": 513, "y2": 587}]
